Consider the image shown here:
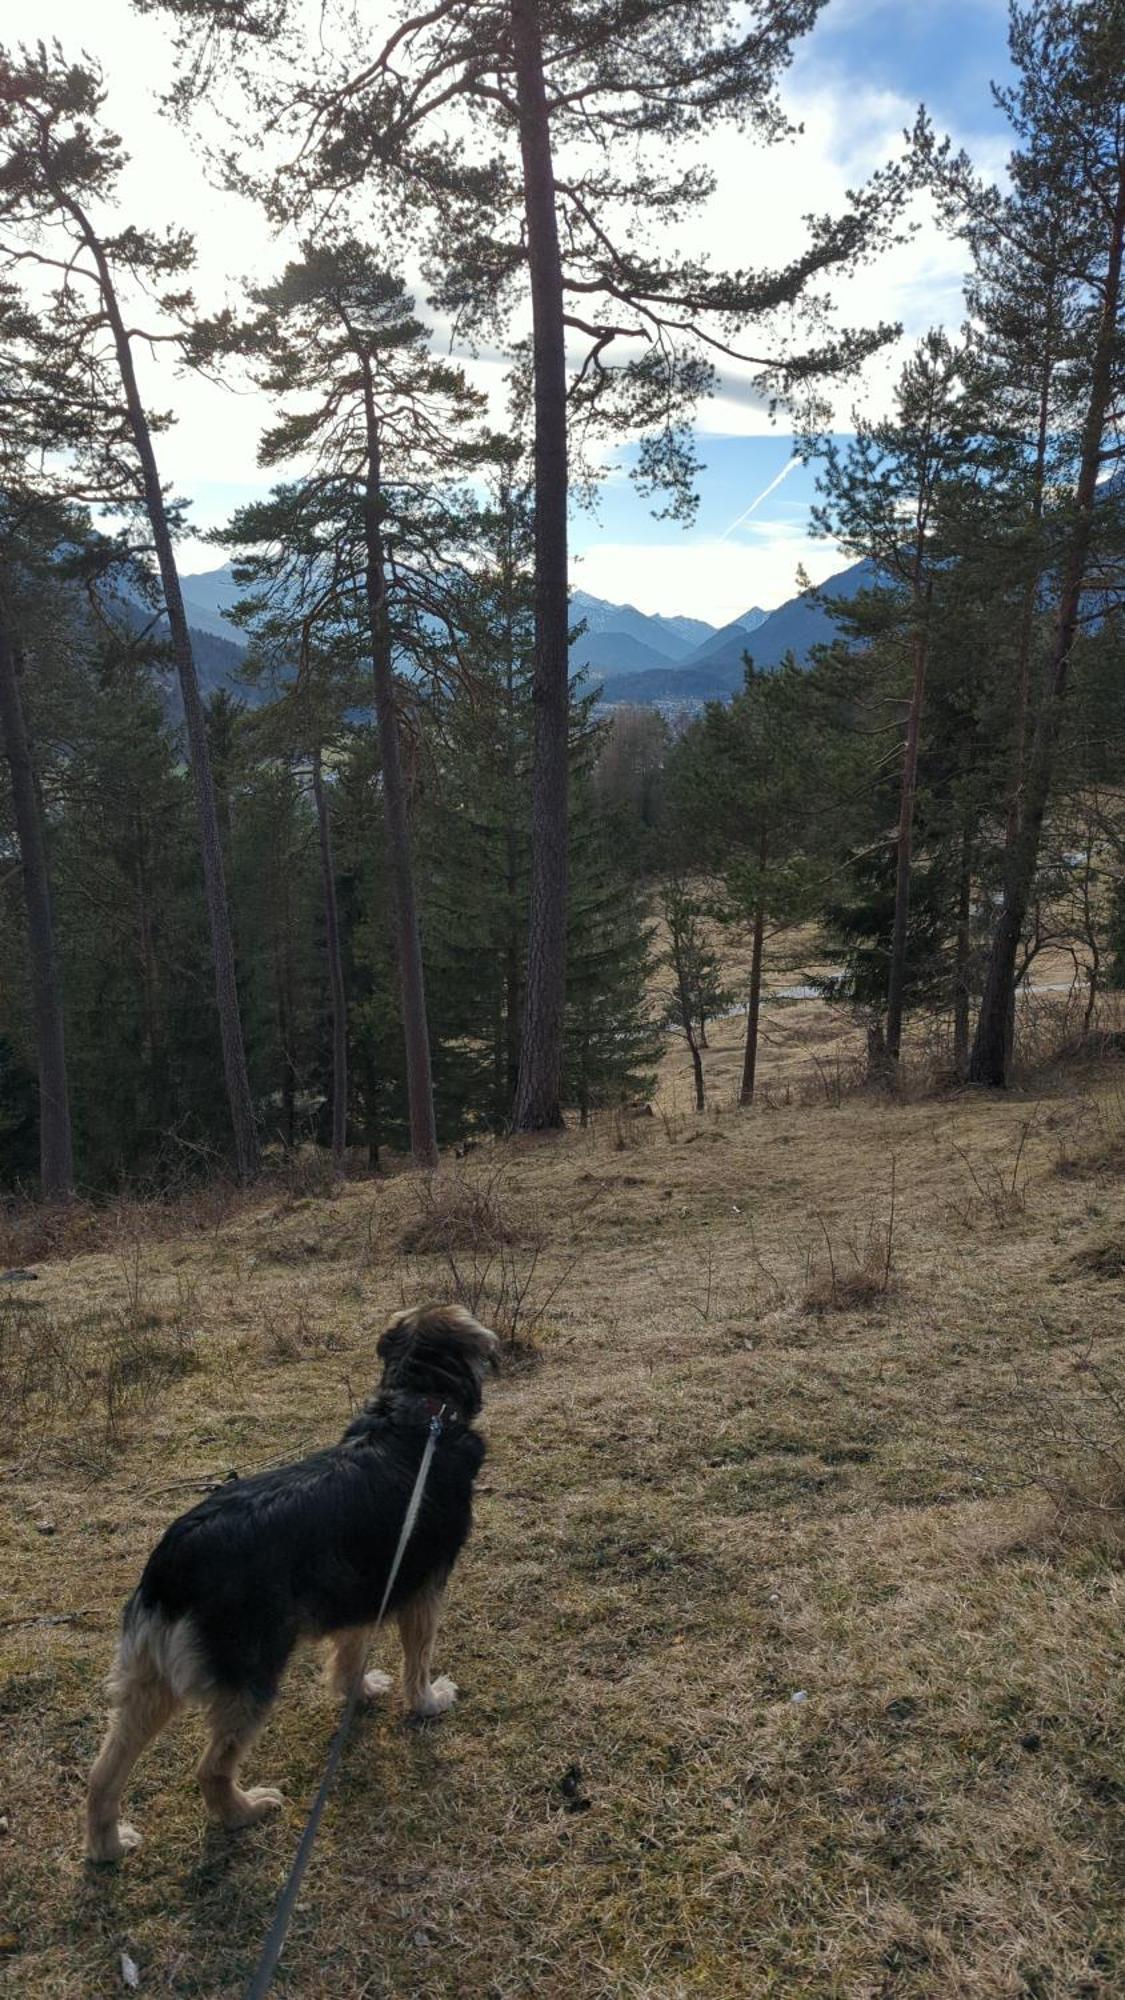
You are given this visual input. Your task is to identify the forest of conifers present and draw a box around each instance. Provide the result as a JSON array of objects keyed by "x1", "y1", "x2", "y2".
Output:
[{"x1": 0, "y1": 0, "x2": 1122, "y2": 1200}]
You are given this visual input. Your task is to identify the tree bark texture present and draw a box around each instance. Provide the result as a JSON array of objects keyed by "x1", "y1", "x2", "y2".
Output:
[
  {"x1": 952, "y1": 821, "x2": 973, "y2": 1080},
  {"x1": 0, "y1": 604, "x2": 74, "y2": 1198},
  {"x1": 885, "y1": 603, "x2": 931, "y2": 1067},
  {"x1": 312, "y1": 749, "x2": 349, "y2": 1165},
  {"x1": 739, "y1": 831, "x2": 770, "y2": 1107},
  {"x1": 510, "y1": 0, "x2": 570, "y2": 1132}
]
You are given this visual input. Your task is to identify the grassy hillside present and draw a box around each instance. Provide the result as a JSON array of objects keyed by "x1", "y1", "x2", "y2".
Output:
[{"x1": 4, "y1": 1035, "x2": 1125, "y2": 1995}]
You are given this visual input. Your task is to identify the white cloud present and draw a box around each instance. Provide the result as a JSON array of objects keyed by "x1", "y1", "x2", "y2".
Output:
[
  {"x1": 572, "y1": 528, "x2": 846, "y2": 626},
  {"x1": 27, "y1": 0, "x2": 1009, "y2": 600}
]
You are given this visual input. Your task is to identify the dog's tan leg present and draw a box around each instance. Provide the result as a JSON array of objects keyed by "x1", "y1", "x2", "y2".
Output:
[
  {"x1": 328, "y1": 1626, "x2": 392, "y2": 1704},
  {"x1": 197, "y1": 1691, "x2": 284, "y2": 1830},
  {"x1": 85, "y1": 1676, "x2": 180, "y2": 1863},
  {"x1": 397, "y1": 1584, "x2": 457, "y2": 1718}
]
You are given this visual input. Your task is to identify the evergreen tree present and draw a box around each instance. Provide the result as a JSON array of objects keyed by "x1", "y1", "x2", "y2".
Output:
[
  {"x1": 922, "y1": 0, "x2": 1125, "y2": 1086},
  {"x1": 420, "y1": 475, "x2": 658, "y2": 1131},
  {"x1": 142, "y1": 0, "x2": 914, "y2": 1135},
  {"x1": 0, "y1": 45, "x2": 260, "y2": 1178},
  {"x1": 564, "y1": 704, "x2": 660, "y2": 1124},
  {"x1": 658, "y1": 879, "x2": 730, "y2": 1113},
  {"x1": 0, "y1": 502, "x2": 76, "y2": 1196},
  {"x1": 667, "y1": 659, "x2": 833, "y2": 1103},
  {"x1": 213, "y1": 242, "x2": 491, "y2": 1167},
  {"x1": 810, "y1": 333, "x2": 993, "y2": 1071}
]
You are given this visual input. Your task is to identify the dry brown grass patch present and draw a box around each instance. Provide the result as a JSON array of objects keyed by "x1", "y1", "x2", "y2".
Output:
[
  {"x1": 398, "y1": 1167, "x2": 520, "y2": 1254},
  {"x1": 1069, "y1": 1236, "x2": 1125, "y2": 1280},
  {"x1": 0, "y1": 1288, "x2": 200, "y2": 1465},
  {"x1": 802, "y1": 1249, "x2": 893, "y2": 1314}
]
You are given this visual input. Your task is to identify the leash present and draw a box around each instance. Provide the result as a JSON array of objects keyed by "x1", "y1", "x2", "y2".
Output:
[{"x1": 242, "y1": 1411, "x2": 445, "y2": 2000}]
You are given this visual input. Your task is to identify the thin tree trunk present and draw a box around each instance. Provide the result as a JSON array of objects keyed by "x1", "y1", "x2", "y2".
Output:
[
  {"x1": 359, "y1": 362, "x2": 439, "y2": 1169},
  {"x1": 134, "y1": 813, "x2": 162, "y2": 1073},
  {"x1": 970, "y1": 168, "x2": 1125, "y2": 1087},
  {"x1": 1006, "y1": 315, "x2": 1055, "y2": 847},
  {"x1": 0, "y1": 605, "x2": 74, "y2": 1197},
  {"x1": 502, "y1": 557, "x2": 523, "y2": 1118},
  {"x1": 885, "y1": 599, "x2": 932, "y2": 1067},
  {"x1": 62, "y1": 197, "x2": 259, "y2": 1180},
  {"x1": 272, "y1": 857, "x2": 297, "y2": 1152},
  {"x1": 740, "y1": 839, "x2": 769, "y2": 1107},
  {"x1": 674, "y1": 966, "x2": 705, "y2": 1112},
  {"x1": 511, "y1": 0, "x2": 569, "y2": 1133},
  {"x1": 275, "y1": 936, "x2": 296, "y2": 1149},
  {"x1": 687, "y1": 1030, "x2": 705, "y2": 1113},
  {"x1": 312, "y1": 749, "x2": 348, "y2": 1166},
  {"x1": 952, "y1": 820, "x2": 973, "y2": 1081},
  {"x1": 364, "y1": 1055, "x2": 381, "y2": 1173},
  {"x1": 1080, "y1": 835, "x2": 1100, "y2": 1040}
]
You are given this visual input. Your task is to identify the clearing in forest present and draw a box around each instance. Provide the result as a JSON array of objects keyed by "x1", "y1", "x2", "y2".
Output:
[{"x1": 3, "y1": 1057, "x2": 1125, "y2": 1996}]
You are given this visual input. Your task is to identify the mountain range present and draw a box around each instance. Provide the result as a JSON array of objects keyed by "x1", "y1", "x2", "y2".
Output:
[{"x1": 170, "y1": 558, "x2": 875, "y2": 709}]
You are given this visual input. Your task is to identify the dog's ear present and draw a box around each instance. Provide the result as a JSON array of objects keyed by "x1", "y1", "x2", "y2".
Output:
[{"x1": 376, "y1": 1309, "x2": 414, "y2": 1364}]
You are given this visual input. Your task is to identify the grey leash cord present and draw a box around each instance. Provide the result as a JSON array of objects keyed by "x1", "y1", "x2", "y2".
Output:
[{"x1": 242, "y1": 1412, "x2": 444, "y2": 2000}]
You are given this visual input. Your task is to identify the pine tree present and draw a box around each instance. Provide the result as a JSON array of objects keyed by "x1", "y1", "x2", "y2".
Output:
[
  {"x1": 922, "y1": 0, "x2": 1125, "y2": 1086},
  {"x1": 658, "y1": 879, "x2": 730, "y2": 1113},
  {"x1": 420, "y1": 474, "x2": 658, "y2": 1131},
  {"x1": 0, "y1": 46, "x2": 260, "y2": 1178},
  {"x1": 0, "y1": 270, "x2": 108, "y2": 1197},
  {"x1": 667, "y1": 659, "x2": 832, "y2": 1104},
  {"x1": 0, "y1": 515, "x2": 75, "y2": 1197},
  {"x1": 212, "y1": 242, "x2": 491, "y2": 1167},
  {"x1": 564, "y1": 698, "x2": 660, "y2": 1124},
  {"x1": 810, "y1": 333, "x2": 992, "y2": 1071},
  {"x1": 142, "y1": 0, "x2": 914, "y2": 1134}
]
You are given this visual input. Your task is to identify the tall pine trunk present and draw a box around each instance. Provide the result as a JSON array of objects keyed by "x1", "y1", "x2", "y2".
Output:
[
  {"x1": 62, "y1": 198, "x2": 260, "y2": 1181},
  {"x1": 312, "y1": 749, "x2": 348, "y2": 1166},
  {"x1": 1005, "y1": 309, "x2": 1055, "y2": 848},
  {"x1": 359, "y1": 363, "x2": 439, "y2": 1169},
  {"x1": 0, "y1": 603, "x2": 74, "y2": 1198},
  {"x1": 510, "y1": 0, "x2": 569, "y2": 1133},
  {"x1": 952, "y1": 819, "x2": 973, "y2": 1081},
  {"x1": 970, "y1": 168, "x2": 1125, "y2": 1086},
  {"x1": 501, "y1": 517, "x2": 524, "y2": 1119},
  {"x1": 685, "y1": 1019, "x2": 706, "y2": 1113},
  {"x1": 885, "y1": 596, "x2": 931, "y2": 1068},
  {"x1": 739, "y1": 830, "x2": 769, "y2": 1107}
]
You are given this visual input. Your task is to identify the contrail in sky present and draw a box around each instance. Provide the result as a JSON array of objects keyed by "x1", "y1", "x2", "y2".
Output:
[{"x1": 718, "y1": 453, "x2": 802, "y2": 542}]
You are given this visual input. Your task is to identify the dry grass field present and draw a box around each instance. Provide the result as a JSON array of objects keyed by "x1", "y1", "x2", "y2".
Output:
[{"x1": 4, "y1": 1014, "x2": 1125, "y2": 1995}]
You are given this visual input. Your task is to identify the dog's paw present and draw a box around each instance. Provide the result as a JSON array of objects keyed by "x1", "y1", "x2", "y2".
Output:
[
  {"x1": 412, "y1": 1676, "x2": 458, "y2": 1719},
  {"x1": 224, "y1": 1786, "x2": 284, "y2": 1829},
  {"x1": 360, "y1": 1669, "x2": 392, "y2": 1702},
  {"x1": 86, "y1": 1819, "x2": 142, "y2": 1864}
]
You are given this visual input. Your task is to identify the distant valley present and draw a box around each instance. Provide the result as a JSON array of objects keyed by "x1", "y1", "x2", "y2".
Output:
[{"x1": 170, "y1": 559, "x2": 875, "y2": 710}]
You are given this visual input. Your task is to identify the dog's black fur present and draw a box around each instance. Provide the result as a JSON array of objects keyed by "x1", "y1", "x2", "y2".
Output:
[
  {"x1": 85, "y1": 1303, "x2": 497, "y2": 1862},
  {"x1": 132, "y1": 1305, "x2": 492, "y2": 1701}
]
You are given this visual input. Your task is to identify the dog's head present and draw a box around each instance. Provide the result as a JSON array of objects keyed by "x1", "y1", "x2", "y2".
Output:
[{"x1": 376, "y1": 1304, "x2": 499, "y2": 1420}]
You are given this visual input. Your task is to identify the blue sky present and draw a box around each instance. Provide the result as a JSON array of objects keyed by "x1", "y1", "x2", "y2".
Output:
[
  {"x1": 791, "y1": 0, "x2": 1013, "y2": 127},
  {"x1": 570, "y1": 0, "x2": 1017, "y2": 621},
  {"x1": 38, "y1": 0, "x2": 1019, "y2": 626}
]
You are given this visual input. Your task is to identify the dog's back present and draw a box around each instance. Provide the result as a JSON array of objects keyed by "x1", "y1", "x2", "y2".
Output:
[{"x1": 131, "y1": 1412, "x2": 486, "y2": 1701}]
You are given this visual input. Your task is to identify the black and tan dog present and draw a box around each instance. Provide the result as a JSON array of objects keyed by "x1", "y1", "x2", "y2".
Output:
[{"x1": 85, "y1": 1304, "x2": 497, "y2": 1862}]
